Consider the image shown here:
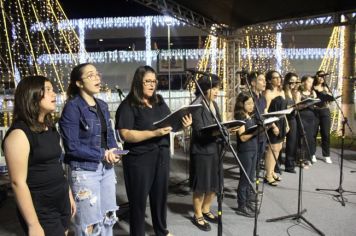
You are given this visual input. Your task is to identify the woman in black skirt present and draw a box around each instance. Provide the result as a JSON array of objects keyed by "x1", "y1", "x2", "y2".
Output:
[{"x1": 190, "y1": 74, "x2": 221, "y2": 231}]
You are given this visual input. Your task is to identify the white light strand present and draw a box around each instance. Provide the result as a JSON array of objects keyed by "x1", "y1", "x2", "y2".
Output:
[
  {"x1": 211, "y1": 35, "x2": 217, "y2": 74},
  {"x1": 145, "y1": 16, "x2": 152, "y2": 66},
  {"x1": 35, "y1": 48, "x2": 339, "y2": 65},
  {"x1": 30, "y1": 16, "x2": 184, "y2": 32},
  {"x1": 78, "y1": 19, "x2": 87, "y2": 63},
  {"x1": 275, "y1": 32, "x2": 283, "y2": 71}
]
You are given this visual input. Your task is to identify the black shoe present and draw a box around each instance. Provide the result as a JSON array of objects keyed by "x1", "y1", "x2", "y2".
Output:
[
  {"x1": 247, "y1": 202, "x2": 260, "y2": 214},
  {"x1": 202, "y1": 212, "x2": 218, "y2": 223},
  {"x1": 236, "y1": 206, "x2": 255, "y2": 218},
  {"x1": 285, "y1": 168, "x2": 296, "y2": 173},
  {"x1": 192, "y1": 215, "x2": 211, "y2": 231}
]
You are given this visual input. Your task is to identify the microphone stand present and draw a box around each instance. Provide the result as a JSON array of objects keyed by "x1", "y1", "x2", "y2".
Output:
[
  {"x1": 315, "y1": 82, "x2": 355, "y2": 206},
  {"x1": 242, "y1": 74, "x2": 282, "y2": 236},
  {"x1": 188, "y1": 72, "x2": 256, "y2": 236},
  {"x1": 266, "y1": 101, "x2": 324, "y2": 236}
]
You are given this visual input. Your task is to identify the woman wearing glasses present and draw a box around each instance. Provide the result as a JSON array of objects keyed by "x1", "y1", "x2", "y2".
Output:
[
  {"x1": 313, "y1": 71, "x2": 332, "y2": 164},
  {"x1": 115, "y1": 65, "x2": 191, "y2": 236},
  {"x1": 59, "y1": 63, "x2": 120, "y2": 236},
  {"x1": 283, "y1": 72, "x2": 300, "y2": 173}
]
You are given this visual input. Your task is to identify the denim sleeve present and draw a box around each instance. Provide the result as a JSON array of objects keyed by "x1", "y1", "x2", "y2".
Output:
[{"x1": 59, "y1": 102, "x2": 105, "y2": 161}]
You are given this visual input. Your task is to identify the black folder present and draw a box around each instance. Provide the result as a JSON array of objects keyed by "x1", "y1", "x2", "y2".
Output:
[
  {"x1": 242, "y1": 117, "x2": 279, "y2": 135},
  {"x1": 153, "y1": 104, "x2": 203, "y2": 132},
  {"x1": 200, "y1": 120, "x2": 246, "y2": 134}
]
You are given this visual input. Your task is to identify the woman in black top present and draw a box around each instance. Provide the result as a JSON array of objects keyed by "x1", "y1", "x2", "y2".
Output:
[
  {"x1": 3, "y1": 76, "x2": 75, "y2": 236},
  {"x1": 189, "y1": 74, "x2": 221, "y2": 231},
  {"x1": 234, "y1": 92, "x2": 258, "y2": 218},
  {"x1": 283, "y1": 72, "x2": 300, "y2": 173},
  {"x1": 297, "y1": 75, "x2": 317, "y2": 167},
  {"x1": 313, "y1": 70, "x2": 332, "y2": 164},
  {"x1": 115, "y1": 65, "x2": 191, "y2": 236}
]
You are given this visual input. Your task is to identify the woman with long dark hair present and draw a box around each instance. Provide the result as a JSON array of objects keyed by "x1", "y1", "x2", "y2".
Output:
[
  {"x1": 3, "y1": 76, "x2": 75, "y2": 236},
  {"x1": 313, "y1": 70, "x2": 332, "y2": 164},
  {"x1": 264, "y1": 70, "x2": 288, "y2": 186},
  {"x1": 115, "y1": 65, "x2": 191, "y2": 236},
  {"x1": 234, "y1": 91, "x2": 258, "y2": 217},
  {"x1": 59, "y1": 63, "x2": 120, "y2": 236}
]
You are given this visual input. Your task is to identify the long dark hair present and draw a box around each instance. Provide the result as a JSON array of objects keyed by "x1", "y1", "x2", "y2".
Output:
[
  {"x1": 13, "y1": 75, "x2": 54, "y2": 132},
  {"x1": 127, "y1": 65, "x2": 160, "y2": 106},
  {"x1": 299, "y1": 75, "x2": 314, "y2": 92},
  {"x1": 67, "y1": 63, "x2": 92, "y2": 100},
  {"x1": 313, "y1": 70, "x2": 326, "y2": 87},
  {"x1": 266, "y1": 70, "x2": 282, "y2": 90},
  {"x1": 283, "y1": 72, "x2": 298, "y2": 90},
  {"x1": 234, "y1": 91, "x2": 252, "y2": 120}
]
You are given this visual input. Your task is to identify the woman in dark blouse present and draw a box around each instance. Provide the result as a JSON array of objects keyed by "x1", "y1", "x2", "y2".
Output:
[
  {"x1": 3, "y1": 76, "x2": 75, "y2": 236},
  {"x1": 115, "y1": 65, "x2": 191, "y2": 236}
]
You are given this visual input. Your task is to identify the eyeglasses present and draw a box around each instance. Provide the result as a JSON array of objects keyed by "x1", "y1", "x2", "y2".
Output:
[
  {"x1": 83, "y1": 72, "x2": 102, "y2": 81},
  {"x1": 289, "y1": 82, "x2": 297, "y2": 84},
  {"x1": 143, "y1": 80, "x2": 157, "y2": 86}
]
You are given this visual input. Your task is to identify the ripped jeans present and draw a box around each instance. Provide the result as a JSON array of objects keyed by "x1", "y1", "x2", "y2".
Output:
[{"x1": 69, "y1": 162, "x2": 118, "y2": 236}]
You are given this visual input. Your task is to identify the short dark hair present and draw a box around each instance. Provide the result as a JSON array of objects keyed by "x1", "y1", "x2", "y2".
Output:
[
  {"x1": 67, "y1": 63, "x2": 92, "y2": 99},
  {"x1": 247, "y1": 71, "x2": 264, "y2": 85},
  {"x1": 13, "y1": 75, "x2": 54, "y2": 132},
  {"x1": 194, "y1": 74, "x2": 220, "y2": 96},
  {"x1": 127, "y1": 65, "x2": 160, "y2": 106},
  {"x1": 234, "y1": 91, "x2": 252, "y2": 120}
]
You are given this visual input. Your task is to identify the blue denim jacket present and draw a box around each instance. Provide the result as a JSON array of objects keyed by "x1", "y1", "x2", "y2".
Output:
[{"x1": 59, "y1": 95, "x2": 118, "y2": 171}]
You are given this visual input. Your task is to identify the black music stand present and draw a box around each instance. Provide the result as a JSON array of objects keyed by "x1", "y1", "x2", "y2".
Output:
[{"x1": 266, "y1": 99, "x2": 325, "y2": 236}]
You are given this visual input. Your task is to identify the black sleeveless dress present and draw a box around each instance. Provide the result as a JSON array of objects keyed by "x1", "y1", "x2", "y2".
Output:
[
  {"x1": 267, "y1": 96, "x2": 287, "y2": 144},
  {"x1": 3, "y1": 121, "x2": 70, "y2": 236}
]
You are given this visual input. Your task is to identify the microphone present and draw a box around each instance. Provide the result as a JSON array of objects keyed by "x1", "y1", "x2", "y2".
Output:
[
  {"x1": 115, "y1": 85, "x2": 125, "y2": 98},
  {"x1": 185, "y1": 69, "x2": 208, "y2": 76}
]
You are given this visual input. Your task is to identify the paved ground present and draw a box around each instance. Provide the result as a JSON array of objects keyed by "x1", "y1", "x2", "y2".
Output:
[{"x1": 1, "y1": 145, "x2": 356, "y2": 236}]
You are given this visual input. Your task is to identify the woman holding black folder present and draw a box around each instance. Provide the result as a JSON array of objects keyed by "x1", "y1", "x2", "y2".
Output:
[
  {"x1": 115, "y1": 65, "x2": 191, "y2": 236},
  {"x1": 189, "y1": 74, "x2": 221, "y2": 231},
  {"x1": 297, "y1": 75, "x2": 317, "y2": 167}
]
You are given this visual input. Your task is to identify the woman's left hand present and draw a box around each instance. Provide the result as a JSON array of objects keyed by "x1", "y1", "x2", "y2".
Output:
[{"x1": 182, "y1": 114, "x2": 192, "y2": 128}]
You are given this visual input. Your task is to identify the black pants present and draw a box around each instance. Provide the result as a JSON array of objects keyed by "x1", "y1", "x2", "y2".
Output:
[
  {"x1": 237, "y1": 150, "x2": 257, "y2": 207},
  {"x1": 18, "y1": 181, "x2": 70, "y2": 236},
  {"x1": 299, "y1": 109, "x2": 316, "y2": 161},
  {"x1": 285, "y1": 117, "x2": 297, "y2": 170},
  {"x1": 123, "y1": 147, "x2": 170, "y2": 236},
  {"x1": 314, "y1": 108, "x2": 331, "y2": 157}
]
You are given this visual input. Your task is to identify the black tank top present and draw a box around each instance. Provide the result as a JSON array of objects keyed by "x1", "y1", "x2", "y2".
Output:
[{"x1": 3, "y1": 121, "x2": 66, "y2": 191}]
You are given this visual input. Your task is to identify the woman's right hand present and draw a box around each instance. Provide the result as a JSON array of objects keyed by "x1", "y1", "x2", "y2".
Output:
[
  {"x1": 29, "y1": 223, "x2": 45, "y2": 236},
  {"x1": 154, "y1": 127, "x2": 172, "y2": 137}
]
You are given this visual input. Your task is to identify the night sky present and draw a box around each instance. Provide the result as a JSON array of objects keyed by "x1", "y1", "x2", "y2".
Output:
[{"x1": 58, "y1": 0, "x2": 159, "y2": 19}]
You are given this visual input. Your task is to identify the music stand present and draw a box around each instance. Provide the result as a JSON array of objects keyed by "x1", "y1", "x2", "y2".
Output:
[{"x1": 266, "y1": 98, "x2": 325, "y2": 236}]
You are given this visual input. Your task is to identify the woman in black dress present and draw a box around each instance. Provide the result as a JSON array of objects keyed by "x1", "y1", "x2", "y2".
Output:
[
  {"x1": 115, "y1": 65, "x2": 191, "y2": 236},
  {"x1": 3, "y1": 76, "x2": 75, "y2": 236},
  {"x1": 190, "y1": 74, "x2": 221, "y2": 231},
  {"x1": 264, "y1": 70, "x2": 289, "y2": 186}
]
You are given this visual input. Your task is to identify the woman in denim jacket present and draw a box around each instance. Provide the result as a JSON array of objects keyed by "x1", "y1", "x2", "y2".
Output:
[{"x1": 59, "y1": 63, "x2": 120, "y2": 236}]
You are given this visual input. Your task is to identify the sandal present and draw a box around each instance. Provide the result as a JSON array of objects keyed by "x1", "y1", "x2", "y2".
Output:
[
  {"x1": 264, "y1": 177, "x2": 278, "y2": 186},
  {"x1": 273, "y1": 174, "x2": 282, "y2": 181},
  {"x1": 202, "y1": 211, "x2": 218, "y2": 223},
  {"x1": 192, "y1": 215, "x2": 211, "y2": 231}
]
